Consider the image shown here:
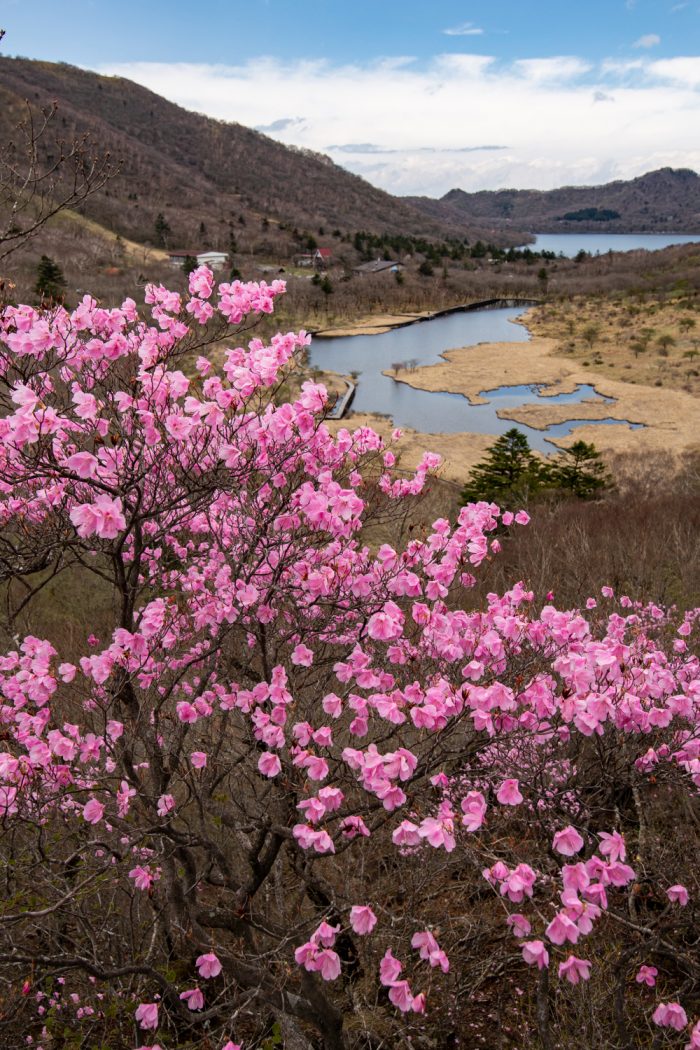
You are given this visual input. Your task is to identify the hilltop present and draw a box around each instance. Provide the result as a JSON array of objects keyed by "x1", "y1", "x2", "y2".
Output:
[
  {"x1": 3, "y1": 56, "x2": 700, "y2": 329},
  {"x1": 0, "y1": 55, "x2": 518, "y2": 253},
  {"x1": 407, "y1": 168, "x2": 700, "y2": 234}
]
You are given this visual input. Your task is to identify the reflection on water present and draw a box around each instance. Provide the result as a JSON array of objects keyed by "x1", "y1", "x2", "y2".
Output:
[
  {"x1": 479, "y1": 382, "x2": 613, "y2": 410},
  {"x1": 310, "y1": 307, "x2": 643, "y2": 452},
  {"x1": 546, "y1": 417, "x2": 644, "y2": 439}
]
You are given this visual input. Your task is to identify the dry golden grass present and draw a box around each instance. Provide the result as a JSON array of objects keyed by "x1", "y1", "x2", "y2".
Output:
[
  {"x1": 50, "y1": 208, "x2": 170, "y2": 263},
  {"x1": 527, "y1": 292, "x2": 700, "y2": 395},
  {"x1": 319, "y1": 294, "x2": 700, "y2": 481}
]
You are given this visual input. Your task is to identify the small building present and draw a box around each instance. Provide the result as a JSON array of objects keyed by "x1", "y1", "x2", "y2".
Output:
[
  {"x1": 295, "y1": 248, "x2": 333, "y2": 269},
  {"x1": 168, "y1": 250, "x2": 197, "y2": 269},
  {"x1": 168, "y1": 250, "x2": 229, "y2": 271},
  {"x1": 352, "y1": 259, "x2": 403, "y2": 276},
  {"x1": 196, "y1": 251, "x2": 228, "y2": 271}
]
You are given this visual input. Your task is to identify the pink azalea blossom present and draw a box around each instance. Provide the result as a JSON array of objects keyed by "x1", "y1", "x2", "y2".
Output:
[
  {"x1": 685, "y1": 1021, "x2": 700, "y2": 1050},
  {"x1": 190, "y1": 751, "x2": 208, "y2": 768},
  {"x1": 496, "y1": 779, "x2": 523, "y2": 806},
  {"x1": 129, "y1": 866, "x2": 159, "y2": 892},
  {"x1": 258, "y1": 752, "x2": 282, "y2": 777},
  {"x1": 521, "y1": 940, "x2": 549, "y2": 969},
  {"x1": 82, "y1": 798, "x2": 105, "y2": 825},
  {"x1": 135, "y1": 1002, "x2": 159, "y2": 1030},
  {"x1": 653, "y1": 1002, "x2": 688, "y2": 1031},
  {"x1": 179, "y1": 987, "x2": 205, "y2": 1011},
  {"x1": 552, "y1": 826, "x2": 584, "y2": 857},
  {"x1": 176, "y1": 701, "x2": 198, "y2": 723},
  {"x1": 388, "y1": 980, "x2": 414, "y2": 1012},
  {"x1": 349, "y1": 905, "x2": 377, "y2": 935},
  {"x1": 411, "y1": 930, "x2": 450, "y2": 972},
  {"x1": 313, "y1": 921, "x2": 340, "y2": 947},
  {"x1": 196, "y1": 952, "x2": 222, "y2": 979},
  {"x1": 65, "y1": 451, "x2": 98, "y2": 478},
  {"x1": 70, "y1": 495, "x2": 126, "y2": 540},
  {"x1": 315, "y1": 948, "x2": 341, "y2": 981},
  {"x1": 636, "y1": 965, "x2": 658, "y2": 987},
  {"x1": 506, "y1": 913, "x2": 531, "y2": 939},
  {"x1": 157, "y1": 794, "x2": 176, "y2": 817},
  {"x1": 379, "y1": 950, "x2": 402, "y2": 986},
  {"x1": 598, "y1": 830, "x2": 626, "y2": 863},
  {"x1": 461, "y1": 790, "x2": 487, "y2": 831},
  {"x1": 546, "y1": 912, "x2": 580, "y2": 946},
  {"x1": 558, "y1": 955, "x2": 592, "y2": 984},
  {"x1": 291, "y1": 643, "x2": 314, "y2": 666},
  {"x1": 294, "y1": 940, "x2": 318, "y2": 970},
  {"x1": 667, "y1": 884, "x2": 689, "y2": 906}
]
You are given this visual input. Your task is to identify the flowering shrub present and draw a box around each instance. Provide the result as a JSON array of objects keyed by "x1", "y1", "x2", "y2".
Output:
[{"x1": 0, "y1": 271, "x2": 698, "y2": 1048}]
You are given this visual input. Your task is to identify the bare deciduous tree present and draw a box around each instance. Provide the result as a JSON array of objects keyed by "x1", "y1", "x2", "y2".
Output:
[{"x1": 0, "y1": 69, "x2": 115, "y2": 269}]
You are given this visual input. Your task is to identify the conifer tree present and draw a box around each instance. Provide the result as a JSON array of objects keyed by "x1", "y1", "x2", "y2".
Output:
[
  {"x1": 549, "y1": 439, "x2": 613, "y2": 499},
  {"x1": 34, "y1": 254, "x2": 66, "y2": 302},
  {"x1": 154, "y1": 212, "x2": 171, "y2": 247},
  {"x1": 461, "y1": 428, "x2": 546, "y2": 505},
  {"x1": 182, "y1": 254, "x2": 198, "y2": 277}
]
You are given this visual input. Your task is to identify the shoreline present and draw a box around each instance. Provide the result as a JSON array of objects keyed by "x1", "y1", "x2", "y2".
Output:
[
  {"x1": 317, "y1": 300, "x2": 700, "y2": 481},
  {"x1": 386, "y1": 336, "x2": 700, "y2": 458},
  {"x1": 313, "y1": 297, "x2": 540, "y2": 339}
]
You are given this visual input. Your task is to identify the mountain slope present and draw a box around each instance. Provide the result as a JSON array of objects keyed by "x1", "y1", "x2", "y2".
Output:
[
  {"x1": 406, "y1": 168, "x2": 700, "y2": 234},
  {"x1": 0, "y1": 56, "x2": 519, "y2": 251}
]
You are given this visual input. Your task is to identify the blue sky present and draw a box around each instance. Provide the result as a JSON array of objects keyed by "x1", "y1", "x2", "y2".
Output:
[
  {"x1": 2, "y1": 1, "x2": 700, "y2": 195},
  {"x1": 3, "y1": 1, "x2": 697, "y2": 68}
]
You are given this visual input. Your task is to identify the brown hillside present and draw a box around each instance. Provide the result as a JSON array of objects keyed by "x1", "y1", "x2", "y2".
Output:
[
  {"x1": 0, "y1": 56, "x2": 521, "y2": 252},
  {"x1": 407, "y1": 168, "x2": 700, "y2": 234}
]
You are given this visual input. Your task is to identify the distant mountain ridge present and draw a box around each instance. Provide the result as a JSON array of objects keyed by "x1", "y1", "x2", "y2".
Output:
[
  {"x1": 406, "y1": 168, "x2": 700, "y2": 235},
  {"x1": 2, "y1": 56, "x2": 698, "y2": 257}
]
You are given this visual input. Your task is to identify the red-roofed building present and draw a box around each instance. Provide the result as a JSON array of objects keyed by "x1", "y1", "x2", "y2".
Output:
[{"x1": 295, "y1": 248, "x2": 332, "y2": 269}]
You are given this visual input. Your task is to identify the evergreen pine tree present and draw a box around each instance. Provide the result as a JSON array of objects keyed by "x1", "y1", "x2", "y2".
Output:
[
  {"x1": 182, "y1": 255, "x2": 198, "y2": 277},
  {"x1": 154, "y1": 213, "x2": 171, "y2": 248},
  {"x1": 461, "y1": 428, "x2": 546, "y2": 506},
  {"x1": 34, "y1": 255, "x2": 66, "y2": 303},
  {"x1": 548, "y1": 440, "x2": 612, "y2": 499}
]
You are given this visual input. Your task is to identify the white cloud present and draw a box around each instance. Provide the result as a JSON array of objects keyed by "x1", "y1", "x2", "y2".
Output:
[
  {"x1": 600, "y1": 58, "x2": 644, "y2": 76},
  {"x1": 255, "y1": 116, "x2": 306, "y2": 133},
  {"x1": 442, "y1": 22, "x2": 484, "y2": 36},
  {"x1": 648, "y1": 56, "x2": 700, "y2": 86},
  {"x1": 633, "y1": 34, "x2": 661, "y2": 48},
  {"x1": 94, "y1": 56, "x2": 700, "y2": 197},
  {"x1": 512, "y1": 56, "x2": 592, "y2": 82},
  {"x1": 434, "y1": 53, "x2": 494, "y2": 76}
]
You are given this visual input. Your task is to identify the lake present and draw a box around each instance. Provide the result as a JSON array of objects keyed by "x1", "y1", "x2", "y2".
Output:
[
  {"x1": 310, "y1": 305, "x2": 643, "y2": 452},
  {"x1": 522, "y1": 232, "x2": 700, "y2": 257}
]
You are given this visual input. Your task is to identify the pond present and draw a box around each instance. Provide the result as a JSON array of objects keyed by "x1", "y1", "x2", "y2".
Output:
[
  {"x1": 310, "y1": 305, "x2": 643, "y2": 453},
  {"x1": 521, "y1": 232, "x2": 700, "y2": 257}
]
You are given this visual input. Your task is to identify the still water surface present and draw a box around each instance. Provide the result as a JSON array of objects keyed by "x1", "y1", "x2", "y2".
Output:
[
  {"x1": 310, "y1": 306, "x2": 642, "y2": 452},
  {"x1": 523, "y1": 232, "x2": 700, "y2": 257}
]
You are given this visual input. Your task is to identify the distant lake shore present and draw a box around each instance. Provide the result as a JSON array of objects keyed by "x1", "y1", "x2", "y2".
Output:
[{"x1": 517, "y1": 232, "x2": 700, "y2": 256}]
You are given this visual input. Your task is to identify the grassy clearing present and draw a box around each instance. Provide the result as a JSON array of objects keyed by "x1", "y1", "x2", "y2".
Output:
[{"x1": 527, "y1": 288, "x2": 700, "y2": 396}]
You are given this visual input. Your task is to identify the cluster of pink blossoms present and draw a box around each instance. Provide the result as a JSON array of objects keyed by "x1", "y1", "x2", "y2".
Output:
[{"x1": 0, "y1": 269, "x2": 698, "y2": 1046}]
